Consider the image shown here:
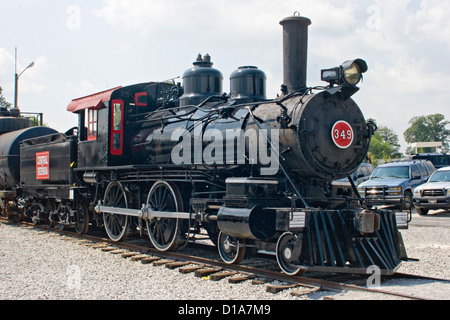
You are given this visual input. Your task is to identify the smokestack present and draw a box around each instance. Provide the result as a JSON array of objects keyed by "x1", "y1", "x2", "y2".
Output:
[{"x1": 280, "y1": 13, "x2": 311, "y2": 94}]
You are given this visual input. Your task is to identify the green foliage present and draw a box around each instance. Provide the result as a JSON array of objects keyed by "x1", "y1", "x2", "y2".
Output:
[
  {"x1": 0, "y1": 86, "x2": 11, "y2": 109},
  {"x1": 368, "y1": 125, "x2": 402, "y2": 165},
  {"x1": 404, "y1": 114, "x2": 450, "y2": 153}
]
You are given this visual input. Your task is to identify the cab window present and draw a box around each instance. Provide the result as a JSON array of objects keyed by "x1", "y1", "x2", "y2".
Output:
[
  {"x1": 110, "y1": 99, "x2": 124, "y2": 155},
  {"x1": 86, "y1": 108, "x2": 98, "y2": 141}
]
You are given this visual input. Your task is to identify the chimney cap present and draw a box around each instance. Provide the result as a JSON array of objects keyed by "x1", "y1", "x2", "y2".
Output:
[{"x1": 280, "y1": 12, "x2": 311, "y2": 26}]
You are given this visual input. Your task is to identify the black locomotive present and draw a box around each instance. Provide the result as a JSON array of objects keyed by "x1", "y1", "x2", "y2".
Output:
[{"x1": 0, "y1": 14, "x2": 409, "y2": 275}]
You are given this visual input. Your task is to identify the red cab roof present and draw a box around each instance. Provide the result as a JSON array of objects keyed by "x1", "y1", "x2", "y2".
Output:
[{"x1": 67, "y1": 86, "x2": 122, "y2": 113}]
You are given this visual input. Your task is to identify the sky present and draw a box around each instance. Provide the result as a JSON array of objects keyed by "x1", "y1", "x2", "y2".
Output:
[{"x1": 0, "y1": 0, "x2": 449, "y2": 153}]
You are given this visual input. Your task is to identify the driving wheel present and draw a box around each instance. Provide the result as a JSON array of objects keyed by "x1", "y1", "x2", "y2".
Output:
[
  {"x1": 103, "y1": 181, "x2": 129, "y2": 242},
  {"x1": 74, "y1": 202, "x2": 89, "y2": 234},
  {"x1": 146, "y1": 180, "x2": 183, "y2": 252}
]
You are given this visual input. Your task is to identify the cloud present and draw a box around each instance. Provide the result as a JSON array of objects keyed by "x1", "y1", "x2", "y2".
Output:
[
  {"x1": 95, "y1": 0, "x2": 358, "y2": 38},
  {"x1": 67, "y1": 80, "x2": 97, "y2": 98},
  {"x1": 0, "y1": 48, "x2": 15, "y2": 77},
  {"x1": 0, "y1": 48, "x2": 15, "y2": 97},
  {"x1": 0, "y1": 48, "x2": 47, "y2": 104},
  {"x1": 95, "y1": 1, "x2": 450, "y2": 101},
  {"x1": 17, "y1": 55, "x2": 48, "y2": 95},
  {"x1": 405, "y1": 0, "x2": 450, "y2": 49}
]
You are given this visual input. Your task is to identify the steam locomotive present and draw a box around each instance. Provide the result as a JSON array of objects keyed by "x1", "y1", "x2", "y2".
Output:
[{"x1": 0, "y1": 14, "x2": 409, "y2": 275}]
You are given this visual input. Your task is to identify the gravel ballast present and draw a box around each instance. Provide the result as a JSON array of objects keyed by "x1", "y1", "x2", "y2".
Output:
[{"x1": 0, "y1": 221, "x2": 449, "y2": 300}]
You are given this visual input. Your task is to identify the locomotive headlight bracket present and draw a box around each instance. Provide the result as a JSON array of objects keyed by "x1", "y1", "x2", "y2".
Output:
[
  {"x1": 321, "y1": 67, "x2": 340, "y2": 84},
  {"x1": 321, "y1": 58, "x2": 368, "y2": 87}
]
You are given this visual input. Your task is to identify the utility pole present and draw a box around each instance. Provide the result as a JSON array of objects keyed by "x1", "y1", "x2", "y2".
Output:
[
  {"x1": 14, "y1": 47, "x2": 18, "y2": 109},
  {"x1": 14, "y1": 47, "x2": 35, "y2": 110}
]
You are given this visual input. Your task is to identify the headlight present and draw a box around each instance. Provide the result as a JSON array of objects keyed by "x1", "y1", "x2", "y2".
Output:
[
  {"x1": 321, "y1": 58, "x2": 368, "y2": 87},
  {"x1": 388, "y1": 187, "x2": 402, "y2": 195},
  {"x1": 447, "y1": 188, "x2": 450, "y2": 196},
  {"x1": 357, "y1": 187, "x2": 366, "y2": 195},
  {"x1": 413, "y1": 188, "x2": 421, "y2": 195},
  {"x1": 343, "y1": 63, "x2": 362, "y2": 86}
]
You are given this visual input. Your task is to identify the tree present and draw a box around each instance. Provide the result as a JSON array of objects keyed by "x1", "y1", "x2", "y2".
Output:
[
  {"x1": 377, "y1": 126, "x2": 402, "y2": 158},
  {"x1": 0, "y1": 86, "x2": 11, "y2": 109},
  {"x1": 404, "y1": 114, "x2": 450, "y2": 153},
  {"x1": 368, "y1": 125, "x2": 403, "y2": 165}
]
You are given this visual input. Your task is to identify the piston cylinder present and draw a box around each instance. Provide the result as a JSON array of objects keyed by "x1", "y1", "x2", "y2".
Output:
[{"x1": 217, "y1": 205, "x2": 276, "y2": 240}]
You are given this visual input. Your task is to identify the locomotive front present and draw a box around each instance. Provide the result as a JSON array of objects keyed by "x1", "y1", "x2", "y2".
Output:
[
  {"x1": 192, "y1": 14, "x2": 406, "y2": 274},
  {"x1": 275, "y1": 15, "x2": 372, "y2": 183}
]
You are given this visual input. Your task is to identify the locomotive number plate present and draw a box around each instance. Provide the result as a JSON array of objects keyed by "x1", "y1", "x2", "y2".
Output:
[{"x1": 331, "y1": 121, "x2": 354, "y2": 149}]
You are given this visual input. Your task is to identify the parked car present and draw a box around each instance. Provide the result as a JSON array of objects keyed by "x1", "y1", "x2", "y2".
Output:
[
  {"x1": 407, "y1": 153, "x2": 450, "y2": 169},
  {"x1": 395, "y1": 158, "x2": 436, "y2": 176},
  {"x1": 413, "y1": 166, "x2": 450, "y2": 215},
  {"x1": 331, "y1": 163, "x2": 375, "y2": 198},
  {"x1": 357, "y1": 160, "x2": 435, "y2": 209}
]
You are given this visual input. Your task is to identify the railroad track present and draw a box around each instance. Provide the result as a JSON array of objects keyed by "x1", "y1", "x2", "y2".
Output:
[{"x1": 2, "y1": 217, "x2": 448, "y2": 300}]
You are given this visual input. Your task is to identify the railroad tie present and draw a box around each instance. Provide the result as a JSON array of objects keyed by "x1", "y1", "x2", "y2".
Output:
[
  {"x1": 228, "y1": 274, "x2": 255, "y2": 284},
  {"x1": 153, "y1": 259, "x2": 176, "y2": 266},
  {"x1": 178, "y1": 264, "x2": 205, "y2": 274},
  {"x1": 194, "y1": 267, "x2": 223, "y2": 278},
  {"x1": 165, "y1": 261, "x2": 191, "y2": 269},
  {"x1": 121, "y1": 252, "x2": 141, "y2": 258},
  {"x1": 84, "y1": 243, "x2": 100, "y2": 247},
  {"x1": 266, "y1": 283, "x2": 300, "y2": 294},
  {"x1": 109, "y1": 249, "x2": 127, "y2": 255},
  {"x1": 290, "y1": 286, "x2": 322, "y2": 297},
  {"x1": 77, "y1": 239, "x2": 92, "y2": 244},
  {"x1": 141, "y1": 256, "x2": 161, "y2": 264},
  {"x1": 91, "y1": 243, "x2": 109, "y2": 249},
  {"x1": 209, "y1": 271, "x2": 238, "y2": 281},
  {"x1": 130, "y1": 254, "x2": 151, "y2": 261},
  {"x1": 101, "y1": 246, "x2": 118, "y2": 252}
]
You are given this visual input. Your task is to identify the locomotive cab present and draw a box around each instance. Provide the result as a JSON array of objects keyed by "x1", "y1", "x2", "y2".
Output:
[
  {"x1": 68, "y1": 82, "x2": 176, "y2": 168},
  {"x1": 68, "y1": 86, "x2": 121, "y2": 168}
]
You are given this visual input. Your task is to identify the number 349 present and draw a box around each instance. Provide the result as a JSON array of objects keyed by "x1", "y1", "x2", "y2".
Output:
[{"x1": 334, "y1": 129, "x2": 352, "y2": 140}]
